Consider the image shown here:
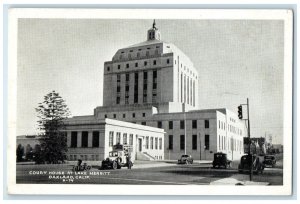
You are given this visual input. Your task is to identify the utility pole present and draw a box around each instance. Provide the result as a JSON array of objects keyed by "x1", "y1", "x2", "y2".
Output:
[
  {"x1": 247, "y1": 98, "x2": 252, "y2": 181},
  {"x1": 238, "y1": 98, "x2": 252, "y2": 181}
]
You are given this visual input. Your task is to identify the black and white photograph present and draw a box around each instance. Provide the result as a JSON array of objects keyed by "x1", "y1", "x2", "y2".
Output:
[{"x1": 7, "y1": 8, "x2": 293, "y2": 195}]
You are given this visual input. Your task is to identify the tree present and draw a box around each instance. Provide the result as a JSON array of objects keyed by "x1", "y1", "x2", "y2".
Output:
[
  {"x1": 16, "y1": 144, "x2": 24, "y2": 162},
  {"x1": 35, "y1": 90, "x2": 71, "y2": 164}
]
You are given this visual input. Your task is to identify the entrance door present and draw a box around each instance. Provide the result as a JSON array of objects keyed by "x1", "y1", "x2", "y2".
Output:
[{"x1": 138, "y1": 138, "x2": 142, "y2": 152}]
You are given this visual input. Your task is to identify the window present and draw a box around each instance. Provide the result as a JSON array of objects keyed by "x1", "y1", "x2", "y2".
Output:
[
  {"x1": 71, "y1": 132, "x2": 77, "y2": 148},
  {"x1": 134, "y1": 73, "x2": 138, "y2": 103},
  {"x1": 180, "y1": 135, "x2": 185, "y2": 150},
  {"x1": 167, "y1": 59, "x2": 170, "y2": 64},
  {"x1": 113, "y1": 114, "x2": 116, "y2": 118},
  {"x1": 123, "y1": 133, "x2": 127, "y2": 145},
  {"x1": 153, "y1": 70, "x2": 157, "y2": 89},
  {"x1": 159, "y1": 138, "x2": 162, "y2": 150},
  {"x1": 116, "y1": 97, "x2": 120, "y2": 104},
  {"x1": 116, "y1": 132, "x2": 121, "y2": 144},
  {"x1": 132, "y1": 113, "x2": 136, "y2": 118},
  {"x1": 107, "y1": 67, "x2": 110, "y2": 71},
  {"x1": 144, "y1": 61, "x2": 147, "y2": 66},
  {"x1": 135, "y1": 62, "x2": 138, "y2": 67},
  {"x1": 104, "y1": 114, "x2": 107, "y2": 118},
  {"x1": 155, "y1": 138, "x2": 158, "y2": 149},
  {"x1": 169, "y1": 121, "x2": 173, "y2": 129},
  {"x1": 150, "y1": 137, "x2": 153, "y2": 149},
  {"x1": 153, "y1": 60, "x2": 156, "y2": 65},
  {"x1": 146, "y1": 136, "x2": 149, "y2": 149},
  {"x1": 169, "y1": 135, "x2": 173, "y2": 150},
  {"x1": 141, "y1": 122, "x2": 146, "y2": 126},
  {"x1": 129, "y1": 134, "x2": 133, "y2": 145},
  {"x1": 123, "y1": 114, "x2": 126, "y2": 118},
  {"x1": 109, "y1": 131, "x2": 114, "y2": 147},
  {"x1": 205, "y1": 120, "x2": 209, "y2": 128},
  {"x1": 142, "y1": 113, "x2": 146, "y2": 117},
  {"x1": 192, "y1": 135, "x2": 197, "y2": 150},
  {"x1": 157, "y1": 121, "x2": 162, "y2": 128},
  {"x1": 192, "y1": 120, "x2": 197, "y2": 129},
  {"x1": 205, "y1": 134, "x2": 210, "y2": 150},
  {"x1": 81, "y1": 131, "x2": 88, "y2": 148},
  {"x1": 126, "y1": 63, "x2": 129, "y2": 68},
  {"x1": 118, "y1": 65, "x2": 120, "y2": 69},
  {"x1": 92, "y1": 131, "x2": 99, "y2": 147},
  {"x1": 125, "y1": 97, "x2": 129, "y2": 104},
  {"x1": 180, "y1": 120, "x2": 185, "y2": 129},
  {"x1": 152, "y1": 93, "x2": 157, "y2": 103}
]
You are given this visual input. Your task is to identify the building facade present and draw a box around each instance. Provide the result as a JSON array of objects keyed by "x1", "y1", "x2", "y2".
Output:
[
  {"x1": 64, "y1": 118, "x2": 165, "y2": 161},
  {"x1": 65, "y1": 21, "x2": 247, "y2": 161}
]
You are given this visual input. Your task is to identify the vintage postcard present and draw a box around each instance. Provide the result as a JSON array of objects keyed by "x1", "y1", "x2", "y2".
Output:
[{"x1": 7, "y1": 8, "x2": 293, "y2": 195}]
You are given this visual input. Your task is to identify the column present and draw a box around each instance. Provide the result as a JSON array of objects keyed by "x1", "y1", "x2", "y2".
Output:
[
  {"x1": 67, "y1": 131, "x2": 71, "y2": 148},
  {"x1": 77, "y1": 131, "x2": 82, "y2": 148},
  {"x1": 88, "y1": 131, "x2": 93, "y2": 147},
  {"x1": 187, "y1": 76, "x2": 189, "y2": 105}
]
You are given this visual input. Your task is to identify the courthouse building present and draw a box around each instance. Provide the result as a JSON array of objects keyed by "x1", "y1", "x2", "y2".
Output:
[{"x1": 64, "y1": 21, "x2": 246, "y2": 161}]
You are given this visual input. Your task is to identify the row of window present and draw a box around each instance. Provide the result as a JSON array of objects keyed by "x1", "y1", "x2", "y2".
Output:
[
  {"x1": 116, "y1": 70, "x2": 157, "y2": 104},
  {"x1": 218, "y1": 135, "x2": 243, "y2": 152},
  {"x1": 168, "y1": 134, "x2": 210, "y2": 150},
  {"x1": 104, "y1": 112, "x2": 146, "y2": 119},
  {"x1": 109, "y1": 131, "x2": 134, "y2": 147},
  {"x1": 175, "y1": 60, "x2": 197, "y2": 78},
  {"x1": 160, "y1": 120, "x2": 209, "y2": 130},
  {"x1": 219, "y1": 120, "x2": 243, "y2": 136},
  {"x1": 70, "y1": 131, "x2": 99, "y2": 148},
  {"x1": 107, "y1": 59, "x2": 170, "y2": 72},
  {"x1": 145, "y1": 136, "x2": 163, "y2": 150},
  {"x1": 180, "y1": 73, "x2": 196, "y2": 106}
]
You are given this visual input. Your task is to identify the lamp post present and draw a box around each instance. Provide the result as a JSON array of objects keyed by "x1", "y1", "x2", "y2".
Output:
[{"x1": 238, "y1": 98, "x2": 252, "y2": 181}]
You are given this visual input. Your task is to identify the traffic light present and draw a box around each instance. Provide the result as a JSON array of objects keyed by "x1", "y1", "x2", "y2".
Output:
[{"x1": 238, "y1": 105, "x2": 243, "y2": 119}]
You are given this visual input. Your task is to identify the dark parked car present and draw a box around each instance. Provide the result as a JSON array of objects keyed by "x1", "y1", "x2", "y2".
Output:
[
  {"x1": 178, "y1": 155, "x2": 193, "y2": 164},
  {"x1": 238, "y1": 154, "x2": 264, "y2": 174},
  {"x1": 263, "y1": 155, "x2": 276, "y2": 167},
  {"x1": 212, "y1": 152, "x2": 231, "y2": 169}
]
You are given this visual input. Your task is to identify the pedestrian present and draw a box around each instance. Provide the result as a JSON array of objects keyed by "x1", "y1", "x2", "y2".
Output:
[{"x1": 126, "y1": 154, "x2": 132, "y2": 169}]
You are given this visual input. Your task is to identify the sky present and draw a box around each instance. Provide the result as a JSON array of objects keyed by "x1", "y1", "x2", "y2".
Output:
[{"x1": 17, "y1": 19, "x2": 284, "y2": 144}]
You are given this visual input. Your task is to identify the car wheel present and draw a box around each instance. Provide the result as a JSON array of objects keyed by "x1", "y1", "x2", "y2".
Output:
[
  {"x1": 112, "y1": 161, "x2": 117, "y2": 170},
  {"x1": 190, "y1": 160, "x2": 193, "y2": 164}
]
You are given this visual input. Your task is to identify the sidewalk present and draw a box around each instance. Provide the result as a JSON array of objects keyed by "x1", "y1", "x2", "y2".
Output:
[{"x1": 210, "y1": 178, "x2": 269, "y2": 186}]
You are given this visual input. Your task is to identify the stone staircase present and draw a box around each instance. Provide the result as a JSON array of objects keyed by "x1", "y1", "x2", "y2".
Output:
[{"x1": 136, "y1": 152, "x2": 156, "y2": 161}]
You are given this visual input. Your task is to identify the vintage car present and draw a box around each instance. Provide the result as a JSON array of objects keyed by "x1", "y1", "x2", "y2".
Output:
[
  {"x1": 177, "y1": 154, "x2": 193, "y2": 164},
  {"x1": 238, "y1": 154, "x2": 264, "y2": 174},
  {"x1": 101, "y1": 150, "x2": 133, "y2": 170},
  {"x1": 212, "y1": 152, "x2": 231, "y2": 169},
  {"x1": 263, "y1": 155, "x2": 276, "y2": 167}
]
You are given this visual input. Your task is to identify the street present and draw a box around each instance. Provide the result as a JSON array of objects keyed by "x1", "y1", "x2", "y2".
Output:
[{"x1": 16, "y1": 157, "x2": 283, "y2": 185}]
